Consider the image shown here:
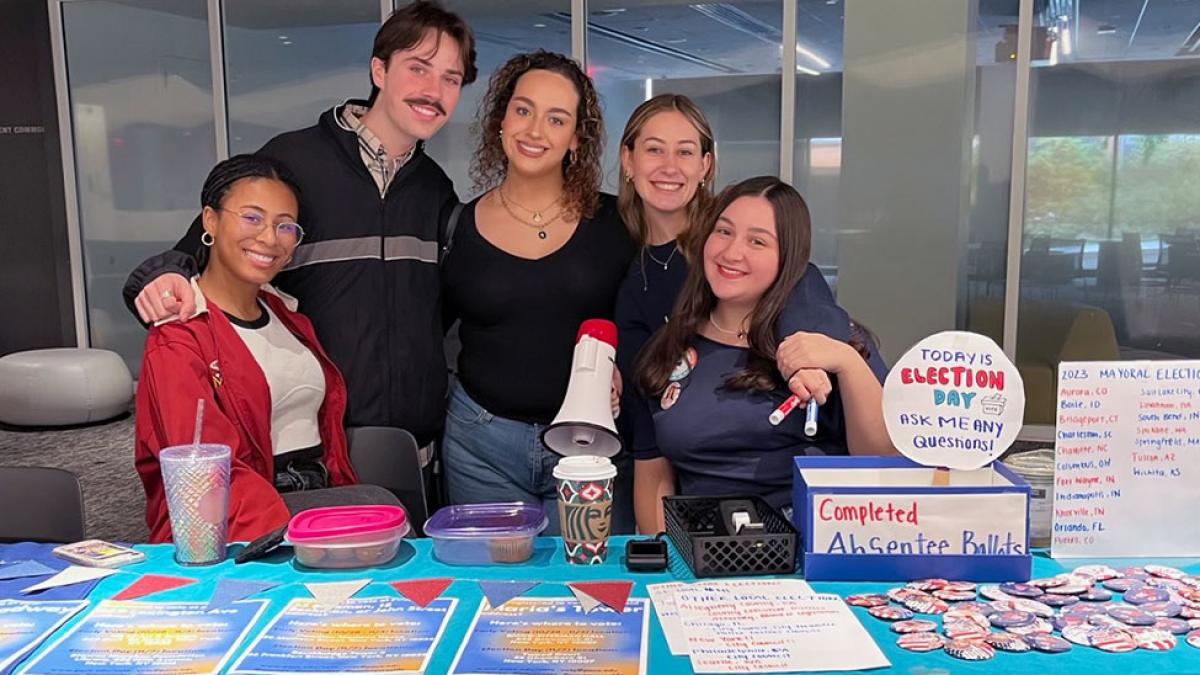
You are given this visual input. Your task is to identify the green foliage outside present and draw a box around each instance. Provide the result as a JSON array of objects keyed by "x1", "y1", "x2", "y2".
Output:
[{"x1": 1025, "y1": 134, "x2": 1200, "y2": 241}]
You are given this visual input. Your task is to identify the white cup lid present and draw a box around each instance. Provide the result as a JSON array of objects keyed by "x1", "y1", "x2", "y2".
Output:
[{"x1": 553, "y1": 455, "x2": 616, "y2": 482}]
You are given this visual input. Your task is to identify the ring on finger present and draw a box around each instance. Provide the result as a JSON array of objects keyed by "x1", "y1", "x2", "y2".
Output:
[{"x1": 160, "y1": 289, "x2": 175, "y2": 301}]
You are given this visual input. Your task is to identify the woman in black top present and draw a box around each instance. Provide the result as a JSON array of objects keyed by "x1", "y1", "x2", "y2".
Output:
[{"x1": 441, "y1": 51, "x2": 635, "y2": 535}]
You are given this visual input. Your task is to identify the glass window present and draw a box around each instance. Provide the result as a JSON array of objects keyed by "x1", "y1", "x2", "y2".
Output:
[
  {"x1": 423, "y1": 1, "x2": 572, "y2": 199},
  {"x1": 790, "y1": 1, "x2": 1020, "y2": 375},
  {"x1": 1019, "y1": 5, "x2": 1200, "y2": 425},
  {"x1": 224, "y1": 1, "x2": 381, "y2": 154},
  {"x1": 588, "y1": 1, "x2": 783, "y2": 193},
  {"x1": 62, "y1": 0, "x2": 216, "y2": 375}
]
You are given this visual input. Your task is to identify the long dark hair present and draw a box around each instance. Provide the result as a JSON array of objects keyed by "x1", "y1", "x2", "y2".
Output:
[
  {"x1": 471, "y1": 50, "x2": 604, "y2": 219},
  {"x1": 636, "y1": 176, "x2": 813, "y2": 396}
]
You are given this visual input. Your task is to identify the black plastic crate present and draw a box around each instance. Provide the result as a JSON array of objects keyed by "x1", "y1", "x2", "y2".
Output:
[{"x1": 664, "y1": 495, "x2": 797, "y2": 577}]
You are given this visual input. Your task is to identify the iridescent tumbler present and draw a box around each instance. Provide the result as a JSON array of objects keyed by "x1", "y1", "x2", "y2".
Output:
[{"x1": 160, "y1": 443, "x2": 231, "y2": 565}]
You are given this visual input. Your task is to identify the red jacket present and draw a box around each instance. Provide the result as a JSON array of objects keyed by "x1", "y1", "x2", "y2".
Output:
[{"x1": 135, "y1": 284, "x2": 358, "y2": 543}]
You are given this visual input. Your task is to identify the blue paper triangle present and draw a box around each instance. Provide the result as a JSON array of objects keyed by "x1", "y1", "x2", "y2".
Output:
[
  {"x1": 206, "y1": 578, "x2": 279, "y2": 610},
  {"x1": 0, "y1": 561, "x2": 56, "y2": 581},
  {"x1": 479, "y1": 580, "x2": 539, "y2": 609}
]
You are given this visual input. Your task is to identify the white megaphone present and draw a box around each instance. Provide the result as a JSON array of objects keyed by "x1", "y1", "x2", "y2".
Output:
[{"x1": 541, "y1": 319, "x2": 623, "y2": 458}]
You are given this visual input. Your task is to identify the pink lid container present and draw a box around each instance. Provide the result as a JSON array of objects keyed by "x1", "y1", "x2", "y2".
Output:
[
  {"x1": 288, "y1": 505, "x2": 408, "y2": 543},
  {"x1": 287, "y1": 505, "x2": 409, "y2": 569}
]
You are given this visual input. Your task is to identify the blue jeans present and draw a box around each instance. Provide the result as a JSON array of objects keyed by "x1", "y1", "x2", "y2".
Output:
[{"x1": 442, "y1": 380, "x2": 634, "y2": 536}]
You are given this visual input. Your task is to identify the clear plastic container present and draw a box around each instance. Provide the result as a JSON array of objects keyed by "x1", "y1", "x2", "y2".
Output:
[
  {"x1": 424, "y1": 502, "x2": 548, "y2": 565},
  {"x1": 1002, "y1": 449, "x2": 1055, "y2": 548},
  {"x1": 287, "y1": 505, "x2": 409, "y2": 568}
]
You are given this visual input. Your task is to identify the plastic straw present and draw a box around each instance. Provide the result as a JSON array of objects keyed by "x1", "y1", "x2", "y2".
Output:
[{"x1": 192, "y1": 399, "x2": 205, "y2": 448}]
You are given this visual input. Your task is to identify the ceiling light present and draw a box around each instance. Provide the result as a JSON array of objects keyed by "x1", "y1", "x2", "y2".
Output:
[
  {"x1": 665, "y1": 37, "x2": 687, "y2": 44},
  {"x1": 796, "y1": 43, "x2": 831, "y2": 68},
  {"x1": 796, "y1": 65, "x2": 820, "y2": 76},
  {"x1": 1097, "y1": 24, "x2": 1117, "y2": 35},
  {"x1": 533, "y1": 22, "x2": 546, "y2": 28}
]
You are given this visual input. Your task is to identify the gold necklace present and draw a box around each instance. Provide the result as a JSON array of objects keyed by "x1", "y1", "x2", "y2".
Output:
[
  {"x1": 497, "y1": 188, "x2": 560, "y2": 239},
  {"x1": 500, "y1": 184, "x2": 564, "y2": 225},
  {"x1": 709, "y1": 313, "x2": 748, "y2": 340}
]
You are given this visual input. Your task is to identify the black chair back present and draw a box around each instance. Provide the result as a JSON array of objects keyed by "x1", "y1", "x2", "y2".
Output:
[
  {"x1": 346, "y1": 427, "x2": 429, "y2": 536},
  {"x1": 0, "y1": 467, "x2": 85, "y2": 543}
]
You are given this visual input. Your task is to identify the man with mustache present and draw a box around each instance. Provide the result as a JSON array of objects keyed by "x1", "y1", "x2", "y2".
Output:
[{"x1": 123, "y1": 1, "x2": 477, "y2": 457}]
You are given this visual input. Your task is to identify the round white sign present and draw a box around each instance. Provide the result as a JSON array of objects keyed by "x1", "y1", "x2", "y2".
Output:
[{"x1": 882, "y1": 331, "x2": 1024, "y2": 470}]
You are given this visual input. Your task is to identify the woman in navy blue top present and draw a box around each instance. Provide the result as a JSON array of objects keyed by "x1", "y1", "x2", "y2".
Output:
[{"x1": 633, "y1": 177, "x2": 896, "y2": 533}]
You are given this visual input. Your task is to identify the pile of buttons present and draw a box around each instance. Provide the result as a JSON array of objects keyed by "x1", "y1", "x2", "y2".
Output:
[{"x1": 844, "y1": 564, "x2": 1200, "y2": 661}]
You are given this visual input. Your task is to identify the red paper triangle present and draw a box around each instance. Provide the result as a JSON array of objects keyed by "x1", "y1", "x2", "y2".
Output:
[
  {"x1": 112, "y1": 574, "x2": 197, "y2": 601},
  {"x1": 568, "y1": 581, "x2": 633, "y2": 613},
  {"x1": 390, "y1": 578, "x2": 453, "y2": 607}
]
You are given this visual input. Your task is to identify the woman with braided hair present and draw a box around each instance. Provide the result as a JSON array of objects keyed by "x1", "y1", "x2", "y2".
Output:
[{"x1": 134, "y1": 154, "x2": 387, "y2": 544}]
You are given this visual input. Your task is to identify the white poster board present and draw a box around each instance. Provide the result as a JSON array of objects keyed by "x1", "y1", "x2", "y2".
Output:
[
  {"x1": 883, "y1": 331, "x2": 1024, "y2": 470},
  {"x1": 1052, "y1": 360, "x2": 1200, "y2": 558}
]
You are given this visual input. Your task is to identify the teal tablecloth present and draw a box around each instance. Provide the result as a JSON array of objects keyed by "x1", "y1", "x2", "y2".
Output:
[{"x1": 5, "y1": 538, "x2": 1200, "y2": 674}]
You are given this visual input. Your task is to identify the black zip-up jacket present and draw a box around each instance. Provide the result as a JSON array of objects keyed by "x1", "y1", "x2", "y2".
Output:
[{"x1": 123, "y1": 102, "x2": 457, "y2": 446}]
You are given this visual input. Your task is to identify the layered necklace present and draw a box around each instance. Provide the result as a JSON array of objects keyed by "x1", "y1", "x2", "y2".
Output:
[{"x1": 497, "y1": 184, "x2": 564, "y2": 239}]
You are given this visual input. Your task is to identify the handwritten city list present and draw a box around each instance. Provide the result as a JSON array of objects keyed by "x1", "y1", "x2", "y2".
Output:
[{"x1": 1052, "y1": 360, "x2": 1200, "y2": 557}]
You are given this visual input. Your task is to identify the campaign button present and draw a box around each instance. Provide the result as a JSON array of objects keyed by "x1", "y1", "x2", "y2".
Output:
[
  {"x1": 944, "y1": 638, "x2": 995, "y2": 661},
  {"x1": 985, "y1": 632, "x2": 1031, "y2": 652},
  {"x1": 1000, "y1": 582, "x2": 1043, "y2": 598},
  {"x1": 1024, "y1": 633, "x2": 1072, "y2": 653},
  {"x1": 1039, "y1": 593, "x2": 1078, "y2": 608},
  {"x1": 868, "y1": 605, "x2": 913, "y2": 621},
  {"x1": 1124, "y1": 587, "x2": 1170, "y2": 605},
  {"x1": 845, "y1": 593, "x2": 889, "y2": 608},
  {"x1": 891, "y1": 619, "x2": 938, "y2": 634},
  {"x1": 897, "y1": 632, "x2": 945, "y2": 652}
]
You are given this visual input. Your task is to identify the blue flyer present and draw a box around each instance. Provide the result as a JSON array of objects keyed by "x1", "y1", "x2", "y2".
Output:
[
  {"x1": 0, "y1": 600, "x2": 86, "y2": 675},
  {"x1": 231, "y1": 596, "x2": 456, "y2": 674},
  {"x1": 449, "y1": 597, "x2": 648, "y2": 675},
  {"x1": 0, "y1": 545, "x2": 103, "y2": 601},
  {"x1": 18, "y1": 600, "x2": 267, "y2": 675}
]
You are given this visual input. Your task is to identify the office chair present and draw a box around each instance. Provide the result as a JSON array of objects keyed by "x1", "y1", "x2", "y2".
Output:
[{"x1": 0, "y1": 466, "x2": 86, "y2": 543}]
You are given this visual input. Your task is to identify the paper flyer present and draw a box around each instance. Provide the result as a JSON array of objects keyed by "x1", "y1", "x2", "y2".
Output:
[
  {"x1": 19, "y1": 600, "x2": 267, "y2": 675},
  {"x1": 231, "y1": 596, "x2": 456, "y2": 674},
  {"x1": 1052, "y1": 360, "x2": 1200, "y2": 557},
  {"x1": 449, "y1": 597, "x2": 648, "y2": 675},
  {"x1": 0, "y1": 600, "x2": 86, "y2": 674},
  {"x1": 647, "y1": 579, "x2": 813, "y2": 656},
  {"x1": 675, "y1": 588, "x2": 889, "y2": 673}
]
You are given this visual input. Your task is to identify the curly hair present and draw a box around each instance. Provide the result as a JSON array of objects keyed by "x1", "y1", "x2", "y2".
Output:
[{"x1": 471, "y1": 51, "x2": 604, "y2": 219}]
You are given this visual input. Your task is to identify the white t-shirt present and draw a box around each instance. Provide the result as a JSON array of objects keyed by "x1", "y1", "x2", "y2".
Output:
[{"x1": 227, "y1": 302, "x2": 325, "y2": 455}]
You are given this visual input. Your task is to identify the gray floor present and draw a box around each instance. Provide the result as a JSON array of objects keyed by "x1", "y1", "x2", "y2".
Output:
[{"x1": 0, "y1": 413, "x2": 149, "y2": 543}]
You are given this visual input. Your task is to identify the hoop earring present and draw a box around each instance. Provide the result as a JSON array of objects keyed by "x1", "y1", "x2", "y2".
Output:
[
  {"x1": 201, "y1": 231, "x2": 215, "y2": 246},
  {"x1": 568, "y1": 149, "x2": 577, "y2": 165},
  {"x1": 699, "y1": 180, "x2": 705, "y2": 189}
]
